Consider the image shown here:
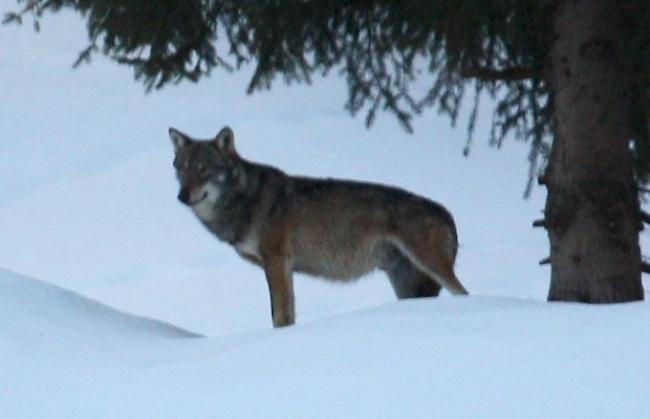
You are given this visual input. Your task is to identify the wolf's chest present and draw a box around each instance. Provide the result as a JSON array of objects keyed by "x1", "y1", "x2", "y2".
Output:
[{"x1": 235, "y1": 233, "x2": 262, "y2": 262}]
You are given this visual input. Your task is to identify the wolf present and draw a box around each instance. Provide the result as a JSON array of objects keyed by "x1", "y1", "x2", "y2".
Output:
[{"x1": 169, "y1": 126, "x2": 468, "y2": 327}]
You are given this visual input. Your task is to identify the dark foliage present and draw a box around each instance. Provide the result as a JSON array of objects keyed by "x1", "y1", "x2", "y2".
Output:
[{"x1": 4, "y1": 0, "x2": 649, "y2": 195}]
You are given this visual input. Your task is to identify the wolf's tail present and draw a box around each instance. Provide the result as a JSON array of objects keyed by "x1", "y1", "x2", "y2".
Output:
[{"x1": 388, "y1": 223, "x2": 468, "y2": 295}]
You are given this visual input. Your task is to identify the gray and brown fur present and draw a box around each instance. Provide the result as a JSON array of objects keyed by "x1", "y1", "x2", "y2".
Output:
[{"x1": 169, "y1": 126, "x2": 468, "y2": 328}]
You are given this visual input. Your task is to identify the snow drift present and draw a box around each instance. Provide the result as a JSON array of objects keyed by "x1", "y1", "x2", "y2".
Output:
[{"x1": 2, "y1": 268, "x2": 648, "y2": 419}]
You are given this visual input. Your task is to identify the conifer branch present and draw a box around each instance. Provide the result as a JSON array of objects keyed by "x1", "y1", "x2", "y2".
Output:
[
  {"x1": 641, "y1": 261, "x2": 650, "y2": 274},
  {"x1": 460, "y1": 66, "x2": 541, "y2": 82},
  {"x1": 532, "y1": 219, "x2": 547, "y2": 228},
  {"x1": 641, "y1": 210, "x2": 650, "y2": 225},
  {"x1": 2, "y1": 0, "x2": 54, "y2": 25}
]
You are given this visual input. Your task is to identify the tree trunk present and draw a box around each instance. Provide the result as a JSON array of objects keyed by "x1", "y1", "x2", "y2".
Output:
[{"x1": 544, "y1": 0, "x2": 644, "y2": 302}]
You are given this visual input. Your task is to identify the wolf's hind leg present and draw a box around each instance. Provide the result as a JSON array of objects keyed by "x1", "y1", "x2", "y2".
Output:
[{"x1": 383, "y1": 252, "x2": 441, "y2": 298}]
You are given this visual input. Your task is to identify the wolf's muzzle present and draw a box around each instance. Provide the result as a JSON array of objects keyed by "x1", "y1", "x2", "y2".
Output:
[{"x1": 177, "y1": 187, "x2": 191, "y2": 205}]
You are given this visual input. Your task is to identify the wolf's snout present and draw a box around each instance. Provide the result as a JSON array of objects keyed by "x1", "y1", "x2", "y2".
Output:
[
  {"x1": 178, "y1": 186, "x2": 209, "y2": 206},
  {"x1": 177, "y1": 187, "x2": 191, "y2": 205}
]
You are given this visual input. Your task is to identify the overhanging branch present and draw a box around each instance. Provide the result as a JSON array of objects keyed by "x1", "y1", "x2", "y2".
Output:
[
  {"x1": 641, "y1": 210, "x2": 650, "y2": 225},
  {"x1": 2, "y1": 0, "x2": 53, "y2": 25},
  {"x1": 460, "y1": 66, "x2": 541, "y2": 82},
  {"x1": 642, "y1": 261, "x2": 650, "y2": 274}
]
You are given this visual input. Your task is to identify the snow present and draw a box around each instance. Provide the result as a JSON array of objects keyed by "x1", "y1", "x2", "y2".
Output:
[
  {"x1": 2, "y1": 268, "x2": 649, "y2": 419},
  {"x1": 1, "y1": 6, "x2": 649, "y2": 418}
]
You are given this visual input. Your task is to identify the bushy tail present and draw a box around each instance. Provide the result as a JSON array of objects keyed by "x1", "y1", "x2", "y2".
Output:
[{"x1": 389, "y1": 233, "x2": 468, "y2": 296}]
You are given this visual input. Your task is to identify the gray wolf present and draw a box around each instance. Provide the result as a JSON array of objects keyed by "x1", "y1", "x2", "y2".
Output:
[{"x1": 169, "y1": 126, "x2": 468, "y2": 327}]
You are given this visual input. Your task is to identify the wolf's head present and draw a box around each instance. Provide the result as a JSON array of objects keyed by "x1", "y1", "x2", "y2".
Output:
[{"x1": 169, "y1": 126, "x2": 243, "y2": 220}]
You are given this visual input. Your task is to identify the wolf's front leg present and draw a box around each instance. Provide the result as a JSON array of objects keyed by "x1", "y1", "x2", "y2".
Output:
[{"x1": 263, "y1": 255, "x2": 295, "y2": 327}]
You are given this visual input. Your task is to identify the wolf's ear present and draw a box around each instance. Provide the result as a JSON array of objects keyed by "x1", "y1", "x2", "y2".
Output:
[
  {"x1": 213, "y1": 126, "x2": 237, "y2": 155},
  {"x1": 169, "y1": 127, "x2": 190, "y2": 152}
]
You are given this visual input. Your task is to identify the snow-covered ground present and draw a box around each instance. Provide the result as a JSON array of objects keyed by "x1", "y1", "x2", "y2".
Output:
[
  {"x1": 3, "y1": 268, "x2": 649, "y2": 419},
  {"x1": 1, "y1": 6, "x2": 648, "y2": 418}
]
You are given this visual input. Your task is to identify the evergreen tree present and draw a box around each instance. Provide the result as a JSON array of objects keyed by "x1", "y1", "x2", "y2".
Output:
[{"x1": 6, "y1": 0, "x2": 649, "y2": 302}]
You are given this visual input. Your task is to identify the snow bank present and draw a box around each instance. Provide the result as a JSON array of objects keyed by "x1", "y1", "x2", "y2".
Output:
[
  {"x1": 2, "y1": 268, "x2": 648, "y2": 419},
  {"x1": 0, "y1": 268, "x2": 199, "y2": 342}
]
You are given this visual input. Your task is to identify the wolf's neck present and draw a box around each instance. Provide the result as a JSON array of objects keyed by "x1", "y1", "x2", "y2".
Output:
[
  {"x1": 203, "y1": 195, "x2": 252, "y2": 244},
  {"x1": 202, "y1": 169, "x2": 262, "y2": 244}
]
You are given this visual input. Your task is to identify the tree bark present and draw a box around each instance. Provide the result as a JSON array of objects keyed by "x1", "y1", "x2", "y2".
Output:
[{"x1": 544, "y1": 0, "x2": 644, "y2": 302}]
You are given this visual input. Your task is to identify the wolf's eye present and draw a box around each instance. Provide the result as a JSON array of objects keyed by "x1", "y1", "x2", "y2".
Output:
[{"x1": 197, "y1": 163, "x2": 209, "y2": 176}]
